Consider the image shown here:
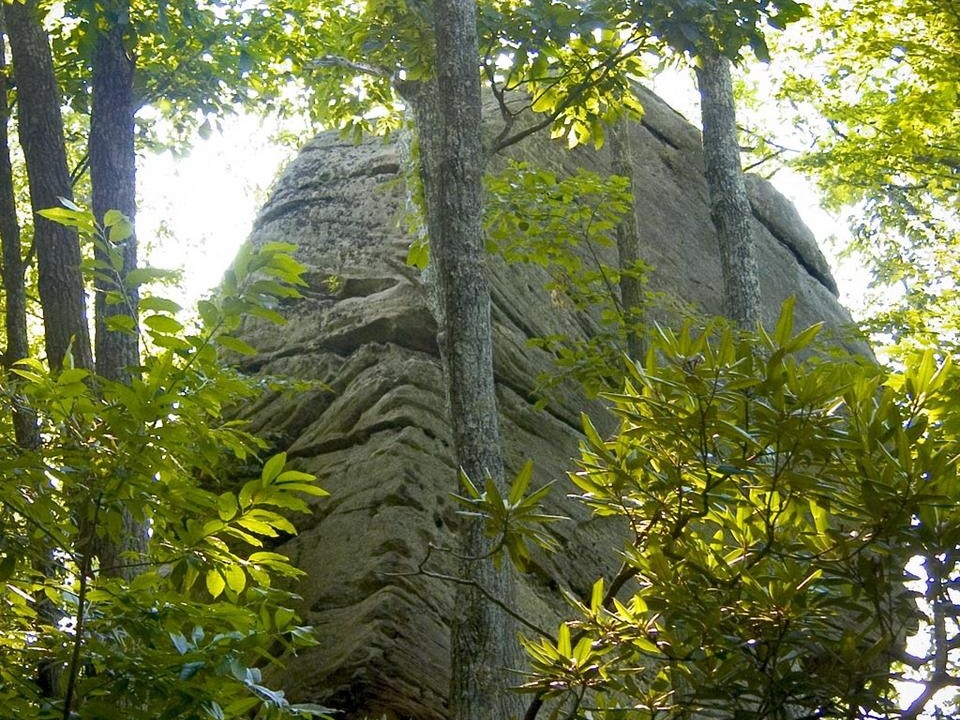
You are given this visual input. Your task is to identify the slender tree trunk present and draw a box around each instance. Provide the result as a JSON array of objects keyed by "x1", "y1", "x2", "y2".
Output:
[
  {"x1": 0, "y1": 18, "x2": 40, "y2": 448},
  {"x1": 90, "y1": 3, "x2": 139, "y2": 386},
  {"x1": 697, "y1": 53, "x2": 761, "y2": 328},
  {"x1": 89, "y1": 2, "x2": 145, "y2": 579},
  {"x1": 7, "y1": 0, "x2": 93, "y2": 372},
  {"x1": 3, "y1": 17, "x2": 61, "y2": 701},
  {"x1": 609, "y1": 117, "x2": 645, "y2": 359},
  {"x1": 405, "y1": 0, "x2": 521, "y2": 715}
]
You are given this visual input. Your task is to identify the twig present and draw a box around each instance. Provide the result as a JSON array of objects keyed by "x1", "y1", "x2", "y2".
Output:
[
  {"x1": 311, "y1": 55, "x2": 392, "y2": 80},
  {"x1": 420, "y1": 568, "x2": 551, "y2": 638},
  {"x1": 742, "y1": 148, "x2": 786, "y2": 173},
  {"x1": 379, "y1": 543, "x2": 550, "y2": 637},
  {"x1": 62, "y1": 494, "x2": 103, "y2": 720},
  {"x1": 490, "y1": 35, "x2": 645, "y2": 154},
  {"x1": 70, "y1": 152, "x2": 89, "y2": 187}
]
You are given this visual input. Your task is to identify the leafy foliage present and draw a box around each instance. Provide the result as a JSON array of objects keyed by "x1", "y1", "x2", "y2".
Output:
[
  {"x1": 45, "y1": 0, "x2": 330, "y2": 149},
  {"x1": 771, "y1": 0, "x2": 960, "y2": 352},
  {"x1": 514, "y1": 304, "x2": 959, "y2": 719},
  {"x1": 454, "y1": 460, "x2": 565, "y2": 571},
  {"x1": 0, "y1": 209, "x2": 330, "y2": 719},
  {"x1": 486, "y1": 161, "x2": 659, "y2": 398}
]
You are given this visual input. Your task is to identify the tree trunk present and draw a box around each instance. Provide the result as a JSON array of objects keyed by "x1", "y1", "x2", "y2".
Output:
[
  {"x1": 609, "y1": 117, "x2": 645, "y2": 359},
  {"x1": 3, "y1": 16, "x2": 61, "y2": 702},
  {"x1": 90, "y1": 4, "x2": 139, "y2": 385},
  {"x1": 697, "y1": 53, "x2": 761, "y2": 329},
  {"x1": 89, "y1": 3, "x2": 146, "y2": 579},
  {"x1": 406, "y1": 0, "x2": 522, "y2": 714},
  {"x1": 7, "y1": 0, "x2": 93, "y2": 372},
  {"x1": 0, "y1": 17, "x2": 40, "y2": 448}
]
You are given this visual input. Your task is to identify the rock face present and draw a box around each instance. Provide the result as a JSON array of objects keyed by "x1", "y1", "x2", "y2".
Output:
[{"x1": 239, "y1": 87, "x2": 859, "y2": 719}]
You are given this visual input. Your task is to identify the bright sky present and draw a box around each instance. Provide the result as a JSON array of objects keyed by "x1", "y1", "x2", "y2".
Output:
[
  {"x1": 137, "y1": 114, "x2": 302, "y2": 307},
  {"x1": 136, "y1": 68, "x2": 868, "y2": 317}
]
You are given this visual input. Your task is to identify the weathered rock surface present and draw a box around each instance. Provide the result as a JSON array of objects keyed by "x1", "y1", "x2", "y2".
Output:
[{"x1": 238, "y1": 87, "x2": 861, "y2": 719}]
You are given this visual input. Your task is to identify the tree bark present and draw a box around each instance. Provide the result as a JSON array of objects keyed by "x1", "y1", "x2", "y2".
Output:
[
  {"x1": 90, "y1": 2, "x2": 139, "y2": 385},
  {"x1": 7, "y1": 0, "x2": 93, "y2": 372},
  {"x1": 3, "y1": 17, "x2": 60, "y2": 703},
  {"x1": 406, "y1": 0, "x2": 522, "y2": 714},
  {"x1": 0, "y1": 16, "x2": 40, "y2": 448},
  {"x1": 89, "y1": 2, "x2": 146, "y2": 579},
  {"x1": 697, "y1": 53, "x2": 761, "y2": 329},
  {"x1": 609, "y1": 117, "x2": 645, "y2": 359}
]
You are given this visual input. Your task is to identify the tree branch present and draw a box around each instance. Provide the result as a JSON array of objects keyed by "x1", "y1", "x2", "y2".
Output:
[
  {"x1": 489, "y1": 38, "x2": 643, "y2": 154},
  {"x1": 311, "y1": 55, "x2": 393, "y2": 80}
]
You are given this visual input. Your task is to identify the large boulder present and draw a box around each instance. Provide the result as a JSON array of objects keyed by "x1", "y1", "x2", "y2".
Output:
[{"x1": 238, "y1": 87, "x2": 860, "y2": 719}]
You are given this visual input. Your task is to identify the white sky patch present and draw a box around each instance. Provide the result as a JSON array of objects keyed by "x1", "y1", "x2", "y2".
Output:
[{"x1": 136, "y1": 114, "x2": 301, "y2": 308}]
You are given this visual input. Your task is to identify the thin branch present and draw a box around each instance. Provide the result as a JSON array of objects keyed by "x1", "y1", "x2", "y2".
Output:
[
  {"x1": 483, "y1": 61, "x2": 514, "y2": 137},
  {"x1": 737, "y1": 126, "x2": 805, "y2": 155},
  {"x1": 22, "y1": 239, "x2": 36, "y2": 271},
  {"x1": 62, "y1": 494, "x2": 102, "y2": 720},
  {"x1": 69, "y1": 152, "x2": 89, "y2": 187},
  {"x1": 489, "y1": 38, "x2": 644, "y2": 154},
  {"x1": 419, "y1": 568, "x2": 551, "y2": 638},
  {"x1": 380, "y1": 542, "x2": 550, "y2": 638},
  {"x1": 742, "y1": 148, "x2": 786, "y2": 173},
  {"x1": 0, "y1": 497, "x2": 77, "y2": 565},
  {"x1": 310, "y1": 55, "x2": 393, "y2": 80}
]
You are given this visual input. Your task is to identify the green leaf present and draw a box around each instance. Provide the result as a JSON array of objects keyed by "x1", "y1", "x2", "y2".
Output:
[
  {"x1": 106, "y1": 314, "x2": 137, "y2": 333},
  {"x1": 262, "y1": 453, "x2": 287, "y2": 483},
  {"x1": 275, "y1": 606, "x2": 295, "y2": 629},
  {"x1": 139, "y1": 296, "x2": 183, "y2": 314},
  {"x1": 109, "y1": 217, "x2": 134, "y2": 243},
  {"x1": 784, "y1": 322, "x2": 823, "y2": 353},
  {"x1": 236, "y1": 518, "x2": 278, "y2": 536},
  {"x1": 103, "y1": 209, "x2": 126, "y2": 226},
  {"x1": 276, "y1": 470, "x2": 315, "y2": 483},
  {"x1": 224, "y1": 564, "x2": 246, "y2": 593},
  {"x1": 206, "y1": 569, "x2": 226, "y2": 598},
  {"x1": 144, "y1": 314, "x2": 184, "y2": 334},
  {"x1": 38, "y1": 206, "x2": 92, "y2": 231},
  {"x1": 809, "y1": 499, "x2": 830, "y2": 535},
  {"x1": 276, "y1": 482, "x2": 329, "y2": 497},
  {"x1": 239, "y1": 480, "x2": 258, "y2": 509},
  {"x1": 573, "y1": 637, "x2": 593, "y2": 665},
  {"x1": 218, "y1": 492, "x2": 238, "y2": 522},
  {"x1": 217, "y1": 335, "x2": 258, "y2": 356},
  {"x1": 406, "y1": 237, "x2": 429, "y2": 269},
  {"x1": 124, "y1": 267, "x2": 173, "y2": 287},
  {"x1": 557, "y1": 623, "x2": 572, "y2": 657},
  {"x1": 58, "y1": 368, "x2": 89, "y2": 385},
  {"x1": 508, "y1": 460, "x2": 534, "y2": 505},
  {"x1": 590, "y1": 578, "x2": 604, "y2": 612},
  {"x1": 774, "y1": 296, "x2": 796, "y2": 346},
  {"x1": 582, "y1": 413, "x2": 603, "y2": 449}
]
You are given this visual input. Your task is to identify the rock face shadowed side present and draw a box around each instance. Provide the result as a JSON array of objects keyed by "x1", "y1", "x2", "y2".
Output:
[{"x1": 237, "y1": 88, "x2": 863, "y2": 719}]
